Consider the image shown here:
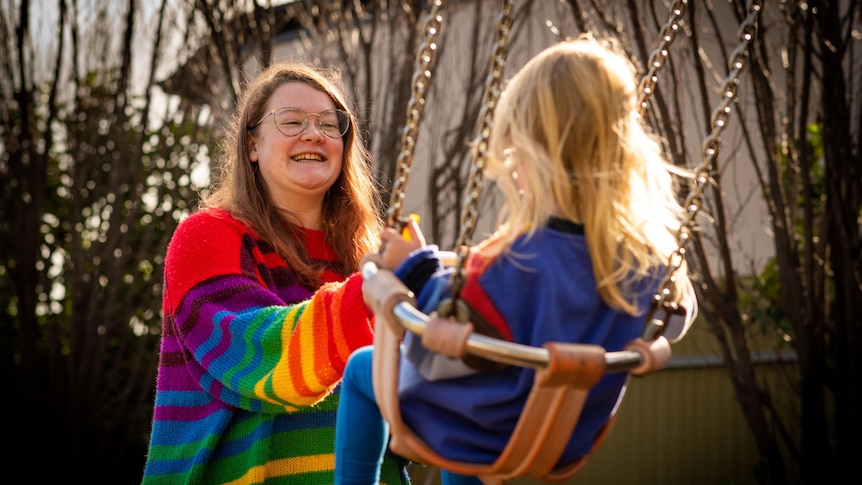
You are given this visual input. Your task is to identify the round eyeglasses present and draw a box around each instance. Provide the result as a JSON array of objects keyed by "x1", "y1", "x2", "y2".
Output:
[{"x1": 250, "y1": 107, "x2": 350, "y2": 138}]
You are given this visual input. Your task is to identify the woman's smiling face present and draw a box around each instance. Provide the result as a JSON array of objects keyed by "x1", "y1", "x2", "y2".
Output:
[{"x1": 248, "y1": 81, "x2": 345, "y2": 209}]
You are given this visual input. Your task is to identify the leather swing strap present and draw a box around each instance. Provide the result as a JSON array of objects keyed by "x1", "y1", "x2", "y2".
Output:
[
  {"x1": 486, "y1": 342, "x2": 606, "y2": 481},
  {"x1": 361, "y1": 255, "x2": 612, "y2": 482}
]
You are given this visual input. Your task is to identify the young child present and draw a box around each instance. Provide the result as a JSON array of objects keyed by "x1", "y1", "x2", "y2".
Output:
[{"x1": 334, "y1": 36, "x2": 697, "y2": 485}]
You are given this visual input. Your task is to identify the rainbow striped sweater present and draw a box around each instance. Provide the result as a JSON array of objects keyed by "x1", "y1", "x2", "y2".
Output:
[{"x1": 142, "y1": 208, "x2": 409, "y2": 484}]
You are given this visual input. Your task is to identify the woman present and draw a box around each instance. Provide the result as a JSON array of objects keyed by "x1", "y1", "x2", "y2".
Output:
[{"x1": 142, "y1": 62, "x2": 409, "y2": 484}]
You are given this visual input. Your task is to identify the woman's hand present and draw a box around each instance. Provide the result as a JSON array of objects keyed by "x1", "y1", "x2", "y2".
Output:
[{"x1": 379, "y1": 218, "x2": 425, "y2": 271}]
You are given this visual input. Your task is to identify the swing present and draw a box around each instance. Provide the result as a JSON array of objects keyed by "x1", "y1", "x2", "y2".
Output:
[{"x1": 362, "y1": 0, "x2": 764, "y2": 483}]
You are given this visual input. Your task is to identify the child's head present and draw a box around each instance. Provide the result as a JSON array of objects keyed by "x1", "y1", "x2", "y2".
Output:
[
  {"x1": 487, "y1": 35, "x2": 643, "y2": 227},
  {"x1": 485, "y1": 35, "x2": 688, "y2": 314}
]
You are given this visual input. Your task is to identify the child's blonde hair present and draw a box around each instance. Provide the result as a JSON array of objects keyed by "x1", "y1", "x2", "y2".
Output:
[{"x1": 482, "y1": 35, "x2": 689, "y2": 315}]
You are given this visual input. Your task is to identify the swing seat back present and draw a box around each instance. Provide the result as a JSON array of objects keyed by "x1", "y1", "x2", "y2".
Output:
[{"x1": 361, "y1": 255, "x2": 672, "y2": 484}]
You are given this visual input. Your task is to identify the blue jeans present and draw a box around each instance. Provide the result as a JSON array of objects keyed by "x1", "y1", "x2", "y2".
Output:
[{"x1": 334, "y1": 346, "x2": 482, "y2": 485}]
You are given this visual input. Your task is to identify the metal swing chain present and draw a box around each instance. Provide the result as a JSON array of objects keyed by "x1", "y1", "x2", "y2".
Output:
[
  {"x1": 386, "y1": 0, "x2": 446, "y2": 230},
  {"x1": 642, "y1": 0, "x2": 764, "y2": 341},
  {"x1": 440, "y1": 0, "x2": 515, "y2": 316},
  {"x1": 637, "y1": 0, "x2": 688, "y2": 115}
]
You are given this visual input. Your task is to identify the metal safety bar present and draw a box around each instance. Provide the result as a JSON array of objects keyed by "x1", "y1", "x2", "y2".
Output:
[{"x1": 361, "y1": 260, "x2": 648, "y2": 373}]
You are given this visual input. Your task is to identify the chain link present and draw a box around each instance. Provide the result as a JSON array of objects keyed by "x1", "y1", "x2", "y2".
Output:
[
  {"x1": 644, "y1": 0, "x2": 764, "y2": 341},
  {"x1": 637, "y1": 0, "x2": 688, "y2": 115},
  {"x1": 386, "y1": 0, "x2": 446, "y2": 229}
]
